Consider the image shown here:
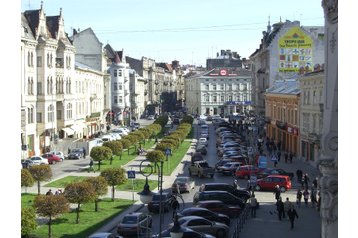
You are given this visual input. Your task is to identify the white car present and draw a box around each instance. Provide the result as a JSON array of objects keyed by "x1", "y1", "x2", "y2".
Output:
[
  {"x1": 198, "y1": 138, "x2": 208, "y2": 147},
  {"x1": 110, "y1": 133, "x2": 122, "y2": 140},
  {"x1": 101, "y1": 134, "x2": 114, "y2": 142},
  {"x1": 50, "y1": 151, "x2": 65, "y2": 161},
  {"x1": 29, "y1": 156, "x2": 49, "y2": 165},
  {"x1": 112, "y1": 128, "x2": 128, "y2": 136}
]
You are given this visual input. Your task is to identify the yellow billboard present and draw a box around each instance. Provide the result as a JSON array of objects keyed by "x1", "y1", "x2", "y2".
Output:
[{"x1": 278, "y1": 26, "x2": 313, "y2": 72}]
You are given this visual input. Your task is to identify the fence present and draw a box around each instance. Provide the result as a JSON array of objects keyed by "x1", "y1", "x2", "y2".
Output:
[{"x1": 231, "y1": 204, "x2": 250, "y2": 238}]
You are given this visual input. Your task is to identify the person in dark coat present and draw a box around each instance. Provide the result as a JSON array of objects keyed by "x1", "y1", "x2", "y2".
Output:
[
  {"x1": 274, "y1": 185, "x2": 281, "y2": 201},
  {"x1": 287, "y1": 206, "x2": 299, "y2": 229},
  {"x1": 296, "y1": 169, "x2": 303, "y2": 184},
  {"x1": 276, "y1": 197, "x2": 285, "y2": 220},
  {"x1": 303, "y1": 173, "x2": 310, "y2": 190}
]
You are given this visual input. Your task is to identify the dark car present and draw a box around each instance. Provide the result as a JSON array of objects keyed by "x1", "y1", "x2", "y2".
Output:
[
  {"x1": 171, "y1": 176, "x2": 195, "y2": 193},
  {"x1": 256, "y1": 168, "x2": 294, "y2": 179},
  {"x1": 198, "y1": 182, "x2": 251, "y2": 201},
  {"x1": 195, "y1": 144, "x2": 207, "y2": 155},
  {"x1": 196, "y1": 200, "x2": 242, "y2": 218},
  {"x1": 173, "y1": 118, "x2": 180, "y2": 125},
  {"x1": 147, "y1": 192, "x2": 176, "y2": 213},
  {"x1": 193, "y1": 191, "x2": 246, "y2": 208},
  {"x1": 21, "y1": 159, "x2": 35, "y2": 169},
  {"x1": 117, "y1": 212, "x2": 152, "y2": 237},
  {"x1": 215, "y1": 159, "x2": 234, "y2": 170},
  {"x1": 177, "y1": 207, "x2": 230, "y2": 226},
  {"x1": 153, "y1": 227, "x2": 215, "y2": 238},
  {"x1": 67, "y1": 148, "x2": 85, "y2": 160},
  {"x1": 191, "y1": 152, "x2": 204, "y2": 163},
  {"x1": 216, "y1": 162, "x2": 243, "y2": 175}
]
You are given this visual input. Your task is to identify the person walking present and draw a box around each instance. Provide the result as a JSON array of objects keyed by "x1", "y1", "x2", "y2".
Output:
[
  {"x1": 248, "y1": 194, "x2": 258, "y2": 218},
  {"x1": 311, "y1": 187, "x2": 317, "y2": 208},
  {"x1": 289, "y1": 152, "x2": 294, "y2": 163},
  {"x1": 55, "y1": 189, "x2": 62, "y2": 195},
  {"x1": 284, "y1": 197, "x2": 292, "y2": 218},
  {"x1": 284, "y1": 151, "x2": 289, "y2": 163},
  {"x1": 287, "y1": 206, "x2": 299, "y2": 229},
  {"x1": 312, "y1": 177, "x2": 319, "y2": 189},
  {"x1": 276, "y1": 197, "x2": 285, "y2": 220},
  {"x1": 296, "y1": 189, "x2": 303, "y2": 208},
  {"x1": 46, "y1": 189, "x2": 53, "y2": 195},
  {"x1": 88, "y1": 159, "x2": 95, "y2": 173},
  {"x1": 303, "y1": 173, "x2": 310, "y2": 190},
  {"x1": 274, "y1": 185, "x2": 281, "y2": 201},
  {"x1": 303, "y1": 189, "x2": 310, "y2": 207}
]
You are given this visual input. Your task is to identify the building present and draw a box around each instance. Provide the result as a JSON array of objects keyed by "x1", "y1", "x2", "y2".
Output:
[
  {"x1": 129, "y1": 69, "x2": 146, "y2": 120},
  {"x1": 250, "y1": 20, "x2": 325, "y2": 116},
  {"x1": 264, "y1": 79, "x2": 300, "y2": 155},
  {"x1": 185, "y1": 67, "x2": 252, "y2": 116},
  {"x1": 299, "y1": 66, "x2": 324, "y2": 165},
  {"x1": 206, "y1": 49, "x2": 243, "y2": 70}
]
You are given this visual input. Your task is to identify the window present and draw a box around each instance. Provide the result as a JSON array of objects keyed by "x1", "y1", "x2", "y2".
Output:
[
  {"x1": 114, "y1": 96, "x2": 118, "y2": 104},
  {"x1": 228, "y1": 95, "x2": 232, "y2": 101},
  {"x1": 37, "y1": 82, "x2": 42, "y2": 95},
  {"x1": 27, "y1": 107, "x2": 34, "y2": 124},
  {"x1": 66, "y1": 103, "x2": 72, "y2": 120},
  {"x1": 205, "y1": 84, "x2": 209, "y2": 91},
  {"x1": 221, "y1": 95, "x2": 224, "y2": 102},
  {"x1": 114, "y1": 82, "x2": 118, "y2": 91},
  {"x1": 119, "y1": 96, "x2": 123, "y2": 103},
  {"x1": 213, "y1": 84, "x2": 217, "y2": 90},
  {"x1": 28, "y1": 52, "x2": 31, "y2": 67},
  {"x1": 48, "y1": 105, "x2": 54, "y2": 123},
  {"x1": 36, "y1": 112, "x2": 42, "y2": 123},
  {"x1": 213, "y1": 95, "x2": 217, "y2": 102},
  {"x1": 220, "y1": 84, "x2": 224, "y2": 90},
  {"x1": 114, "y1": 70, "x2": 117, "y2": 77},
  {"x1": 118, "y1": 70, "x2": 122, "y2": 77},
  {"x1": 205, "y1": 95, "x2": 209, "y2": 102},
  {"x1": 37, "y1": 56, "x2": 42, "y2": 67},
  {"x1": 228, "y1": 84, "x2": 232, "y2": 91},
  {"x1": 119, "y1": 83, "x2": 123, "y2": 90}
]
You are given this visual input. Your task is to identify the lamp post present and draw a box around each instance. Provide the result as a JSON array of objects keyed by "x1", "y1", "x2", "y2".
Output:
[{"x1": 137, "y1": 159, "x2": 164, "y2": 238}]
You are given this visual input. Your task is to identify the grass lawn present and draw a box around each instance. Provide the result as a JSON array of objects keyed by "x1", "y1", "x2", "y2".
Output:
[
  {"x1": 44, "y1": 176, "x2": 158, "y2": 192},
  {"x1": 21, "y1": 193, "x2": 134, "y2": 238}
]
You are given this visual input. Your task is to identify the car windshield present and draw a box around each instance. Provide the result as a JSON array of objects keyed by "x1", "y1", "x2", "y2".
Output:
[
  {"x1": 122, "y1": 216, "x2": 138, "y2": 224},
  {"x1": 175, "y1": 178, "x2": 188, "y2": 183}
]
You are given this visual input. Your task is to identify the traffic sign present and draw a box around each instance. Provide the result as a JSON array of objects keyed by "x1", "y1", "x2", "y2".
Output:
[
  {"x1": 127, "y1": 170, "x2": 136, "y2": 179},
  {"x1": 165, "y1": 148, "x2": 172, "y2": 156}
]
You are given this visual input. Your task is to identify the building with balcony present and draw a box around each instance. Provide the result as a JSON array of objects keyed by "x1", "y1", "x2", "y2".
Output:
[{"x1": 185, "y1": 67, "x2": 252, "y2": 116}]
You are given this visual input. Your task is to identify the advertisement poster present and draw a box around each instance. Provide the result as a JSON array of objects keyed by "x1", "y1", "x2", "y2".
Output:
[{"x1": 278, "y1": 26, "x2": 313, "y2": 72}]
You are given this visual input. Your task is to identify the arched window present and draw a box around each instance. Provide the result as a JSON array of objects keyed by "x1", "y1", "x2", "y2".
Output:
[
  {"x1": 27, "y1": 106, "x2": 34, "y2": 124},
  {"x1": 28, "y1": 52, "x2": 31, "y2": 66},
  {"x1": 48, "y1": 104, "x2": 54, "y2": 122},
  {"x1": 30, "y1": 52, "x2": 34, "y2": 66}
]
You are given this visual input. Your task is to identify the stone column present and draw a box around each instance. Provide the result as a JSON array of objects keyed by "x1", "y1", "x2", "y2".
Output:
[{"x1": 319, "y1": 1, "x2": 338, "y2": 237}]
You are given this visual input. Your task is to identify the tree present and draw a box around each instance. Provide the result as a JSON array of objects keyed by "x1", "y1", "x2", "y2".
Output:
[
  {"x1": 34, "y1": 195, "x2": 69, "y2": 237},
  {"x1": 120, "y1": 138, "x2": 131, "y2": 155},
  {"x1": 100, "y1": 167, "x2": 127, "y2": 201},
  {"x1": 84, "y1": 176, "x2": 108, "y2": 212},
  {"x1": 146, "y1": 150, "x2": 165, "y2": 173},
  {"x1": 90, "y1": 146, "x2": 113, "y2": 171},
  {"x1": 29, "y1": 165, "x2": 52, "y2": 195},
  {"x1": 21, "y1": 169, "x2": 35, "y2": 193},
  {"x1": 103, "y1": 141, "x2": 123, "y2": 164},
  {"x1": 21, "y1": 207, "x2": 37, "y2": 238},
  {"x1": 64, "y1": 181, "x2": 96, "y2": 224}
]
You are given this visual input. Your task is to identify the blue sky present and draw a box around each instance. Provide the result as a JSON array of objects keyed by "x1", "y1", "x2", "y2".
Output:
[{"x1": 21, "y1": 0, "x2": 324, "y2": 66}]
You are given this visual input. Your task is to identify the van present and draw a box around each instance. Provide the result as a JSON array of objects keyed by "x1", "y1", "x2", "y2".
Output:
[
  {"x1": 193, "y1": 190, "x2": 246, "y2": 208},
  {"x1": 198, "y1": 182, "x2": 251, "y2": 201}
]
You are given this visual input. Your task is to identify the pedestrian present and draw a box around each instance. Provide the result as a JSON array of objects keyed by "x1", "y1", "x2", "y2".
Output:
[
  {"x1": 55, "y1": 189, "x2": 62, "y2": 195},
  {"x1": 276, "y1": 197, "x2": 285, "y2": 220},
  {"x1": 88, "y1": 159, "x2": 95, "y2": 173},
  {"x1": 303, "y1": 173, "x2": 310, "y2": 190},
  {"x1": 274, "y1": 185, "x2": 281, "y2": 201},
  {"x1": 287, "y1": 206, "x2": 299, "y2": 229},
  {"x1": 284, "y1": 151, "x2": 289, "y2": 163},
  {"x1": 248, "y1": 194, "x2": 258, "y2": 218},
  {"x1": 312, "y1": 177, "x2": 319, "y2": 189},
  {"x1": 303, "y1": 188, "x2": 310, "y2": 207},
  {"x1": 296, "y1": 169, "x2": 303, "y2": 184},
  {"x1": 311, "y1": 187, "x2": 317, "y2": 208},
  {"x1": 296, "y1": 189, "x2": 303, "y2": 208},
  {"x1": 246, "y1": 179, "x2": 251, "y2": 192},
  {"x1": 46, "y1": 189, "x2": 53, "y2": 196},
  {"x1": 289, "y1": 152, "x2": 294, "y2": 163},
  {"x1": 82, "y1": 147, "x2": 87, "y2": 157},
  {"x1": 284, "y1": 197, "x2": 292, "y2": 218},
  {"x1": 68, "y1": 148, "x2": 71, "y2": 155}
]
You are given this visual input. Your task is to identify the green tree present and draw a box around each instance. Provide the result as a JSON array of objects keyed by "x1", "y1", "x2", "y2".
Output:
[
  {"x1": 21, "y1": 169, "x2": 35, "y2": 193},
  {"x1": 120, "y1": 138, "x2": 132, "y2": 155},
  {"x1": 90, "y1": 146, "x2": 113, "y2": 171},
  {"x1": 100, "y1": 167, "x2": 127, "y2": 201},
  {"x1": 21, "y1": 207, "x2": 37, "y2": 238},
  {"x1": 34, "y1": 195, "x2": 69, "y2": 237},
  {"x1": 103, "y1": 141, "x2": 123, "y2": 164},
  {"x1": 64, "y1": 181, "x2": 96, "y2": 224},
  {"x1": 29, "y1": 165, "x2": 52, "y2": 195},
  {"x1": 146, "y1": 150, "x2": 165, "y2": 173},
  {"x1": 84, "y1": 176, "x2": 108, "y2": 212}
]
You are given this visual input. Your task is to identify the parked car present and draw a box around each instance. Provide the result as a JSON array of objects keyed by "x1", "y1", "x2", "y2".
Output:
[
  {"x1": 177, "y1": 207, "x2": 230, "y2": 226},
  {"x1": 174, "y1": 216, "x2": 229, "y2": 238},
  {"x1": 67, "y1": 148, "x2": 85, "y2": 160},
  {"x1": 147, "y1": 115, "x2": 155, "y2": 120},
  {"x1": 198, "y1": 138, "x2": 208, "y2": 147},
  {"x1": 101, "y1": 134, "x2": 114, "y2": 142},
  {"x1": 171, "y1": 176, "x2": 195, "y2": 193},
  {"x1": 50, "y1": 151, "x2": 65, "y2": 161},
  {"x1": 255, "y1": 175, "x2": 292, "y2": 192},
  {"x1": 117, "y1": 212, "x2": 152, "y2": 237},
  {"x1": 147, "y1": 192, "x2": 176, "y2": 213},
  {"x1": 153, "y1": 227, "x2": 215, "y2": 238},
  {"x1": 191, "y1": 152, "x2": 204, "y2": 163},
  {"x1": 89, "y1": 232, "x2": 122, "y2": 238},
  {"x1": 215, "y1": 159, "x2": 234, "y2": 170},
  {"x1": 29, "y1": 156, "x2": 49, "y2": 165},
  {"x1": 110, "y1": 133, "x2": 122, "y2": 140},
  {"x1": 200, "y1": 132, "x2": 210, "y2": 140},
  {"x1": 198, "y1": 182, "x2": 251, "y2": 201},
  {"x1": 256, "y1": 168, "x2": 294, "y2": 179},
  {"x1": 235, "y1": 165, "x2": 261, "y2": 179},
  {"x1": 173, "y1": 118, "x2": 180, "y2": 125},
  {"x1": 21, "y1": 159, "x2": 35, "y2": 169},
  {"x1": 193, "y1": 191, "x2": 246, "y2": 208},
  {"x1": 112, "y1": 128, "x2": 128, "y2": 136},
  {"x1": 195, "y1": 144, "x2": 207, "y2": 155},
  {"x1": 42, "y1": 153, "x2": 62, "y2": 164},
  {"x1": 196, "y1": 200, "x2": 242, "y2": 218},
  {"x1": 216, "y1": 162, "x2": 243, "y2": 175}
]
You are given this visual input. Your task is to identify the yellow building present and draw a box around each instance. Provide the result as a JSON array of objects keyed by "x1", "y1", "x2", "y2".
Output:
[{"x1": 264, "y1": 79, "x2": 300, "y2": 155}]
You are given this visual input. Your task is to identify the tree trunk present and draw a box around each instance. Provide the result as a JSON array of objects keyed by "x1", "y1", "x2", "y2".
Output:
[
  {"x1": 112, "y1": 186, "x2": 115, "y2": 201},
  {"x1": 37, "y1": 181, "x2": 41, "y2": 195},
  {"x1": 48, "y1": 215, "x2": 52, "y2": 238},
  {"x1": 119, "y1": 152, "x2": 122, "y2": 160},
  {"x1": 76, "y1": 203, "x2": 80, "y2": 224},
  {"x1": 95, "y1": 199, "x2": 99, "y2": 212},
  {"x1": 110, "y1": 156, "x2": 113, "y2": 165},
  {"x1": 98, "y1": 161, "x2": 101, "y2": 171}
]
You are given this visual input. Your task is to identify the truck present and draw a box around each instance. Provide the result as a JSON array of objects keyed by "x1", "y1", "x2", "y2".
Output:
[{"x1": 188, "y1": 160, "x2": 215, "y2": 178}]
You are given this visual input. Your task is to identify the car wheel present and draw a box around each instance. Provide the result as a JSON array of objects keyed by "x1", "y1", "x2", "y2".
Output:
[
  {"x1": 255, "y1": 185, "x2": 261, "y2": 191},
  {"x1": 280, "y1": 186, "x2": 286, "y2": 192},
  {"x1": 216, "y1": 229, "x2": 226, "y2": 238}
]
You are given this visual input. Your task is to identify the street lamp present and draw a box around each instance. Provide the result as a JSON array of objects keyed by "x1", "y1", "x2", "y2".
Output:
[
  {"x1": 137, "y1": 159, "x2": 164, "y2": 238},
  {"x1": 169, "y1": 213, "x2": 185, "y2": 238}
]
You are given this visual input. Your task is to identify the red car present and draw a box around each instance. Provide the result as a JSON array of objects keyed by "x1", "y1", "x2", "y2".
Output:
[
  {"x1": 196, "y1": 200, "x2": 242, "y2": 218},
  {"x1": 235, "y1": 165, "x2": 261, "y2": 179},
  {"x1": 42, "y1": 153, "x2": 62, "y2": 164},
  {"x1": 255, "y1": 175, "x2": 292, "y2": 192}
]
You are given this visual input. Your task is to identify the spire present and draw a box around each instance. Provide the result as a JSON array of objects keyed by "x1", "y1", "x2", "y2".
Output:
[
  {"x1": 60, "y1": 8, "x2": 62, "y2": 16},
  {"x1": 41, "y1": 0, "x2": 43, "y2": 10},
  {"x1": 267, "y1": 16, "x2": 271, "y2": 33},
  {"x1": 280, "y1": 16, "x2": 282, "y2": 23}
]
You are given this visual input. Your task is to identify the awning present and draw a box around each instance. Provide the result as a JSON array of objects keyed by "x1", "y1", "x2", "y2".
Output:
[
  {"x1": 70, "y1": 124, "x2": 87, "y2": 133},
  {"x1": 62, "y1": 127, "x2": 74, "y2": 136}
]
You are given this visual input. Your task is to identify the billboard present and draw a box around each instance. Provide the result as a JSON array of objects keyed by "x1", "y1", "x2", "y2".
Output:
[{"x1": 278, "y1": 26, "x2": 313, "y2": 72}]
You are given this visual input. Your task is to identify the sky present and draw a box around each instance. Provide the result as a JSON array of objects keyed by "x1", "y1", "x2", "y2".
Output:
[{"x1": 21, "y1": 0, "x2": 325, "y2": 66}]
